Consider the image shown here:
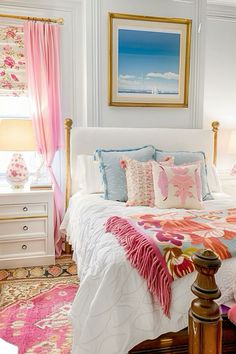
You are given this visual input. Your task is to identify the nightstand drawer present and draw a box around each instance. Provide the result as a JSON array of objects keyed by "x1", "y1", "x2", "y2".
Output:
[
  {"x1": 0, "y1": 218, "x2": 47, "y2": 239},
  {"x1": 0, "y1": 239, "x2": 46, "y2": 257},
  {"x1": 0, "y1": 203, "x2": 47, "y2": 219},
  {"x1": 0, "y1": 188, "x2": 54, "y2": 268}
]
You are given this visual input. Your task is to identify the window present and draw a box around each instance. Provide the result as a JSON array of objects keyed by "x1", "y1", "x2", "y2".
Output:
[
  {"x1": 0, "y1": 96, "x2": 30, "y2": 117},
  {"x1": 0, "y1": 24, "x2": 35, "y2": 179}
]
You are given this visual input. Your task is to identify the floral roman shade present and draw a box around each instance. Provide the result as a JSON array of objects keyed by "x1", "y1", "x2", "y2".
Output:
[{"x1": 0, "y1": 25, "x2": 27, "y2": 96}]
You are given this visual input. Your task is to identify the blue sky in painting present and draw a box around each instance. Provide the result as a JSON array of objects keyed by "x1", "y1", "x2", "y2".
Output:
[{"x1": 118, "y1": 29, "x2": 180, "y2": 94}]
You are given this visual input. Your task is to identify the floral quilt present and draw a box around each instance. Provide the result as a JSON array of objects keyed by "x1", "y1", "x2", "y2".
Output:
[{"x1": 106, "y1": 208, "x2": 236, "y2": 316}]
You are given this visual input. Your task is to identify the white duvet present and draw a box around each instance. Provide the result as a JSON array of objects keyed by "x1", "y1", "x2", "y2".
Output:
[{"x1": 60, "y1": 193, "x2": 236, "y2": 354}]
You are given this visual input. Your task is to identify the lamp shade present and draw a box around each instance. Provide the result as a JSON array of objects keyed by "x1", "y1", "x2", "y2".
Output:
[
  {"x1": 0, "y1": 119, "x2": 36, "y2": 151},
  {"x1": 228, "y1": 130, "x2": 236, "y2": 155}
]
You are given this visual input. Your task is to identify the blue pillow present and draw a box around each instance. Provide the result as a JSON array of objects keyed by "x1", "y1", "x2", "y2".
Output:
[
  {"x1": 95, "y1": 146, "x2": 155, "y2": 201},
  {"x1": 155, "y1": 149, "x2": 213, "y2": 201}
]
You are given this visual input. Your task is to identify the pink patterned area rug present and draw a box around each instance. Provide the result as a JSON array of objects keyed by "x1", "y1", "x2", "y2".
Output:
[{"x1": 0, "y1": 276, "x2": 79, "y2": 354}]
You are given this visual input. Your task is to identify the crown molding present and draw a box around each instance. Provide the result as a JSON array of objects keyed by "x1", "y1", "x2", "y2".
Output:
[
  {"x1": 171, "y1": 0, "x2": 194, "y2": 3},
  {"x1": 0, "y1": 0, "x2": 82, "y2": 11},
  {"x1": 207, "y1": 3, "x2": 236, "y2": 19}
]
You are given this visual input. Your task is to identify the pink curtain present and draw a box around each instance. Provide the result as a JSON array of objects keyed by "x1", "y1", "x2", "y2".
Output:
[{"x1": 24, "y1": 21, "x2": 64, "y2": 255}]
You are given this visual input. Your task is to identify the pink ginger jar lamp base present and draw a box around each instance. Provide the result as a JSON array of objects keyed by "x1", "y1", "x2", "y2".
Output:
[{"x1": 6, "y1": 153, "x2": 29, "y2": 189}]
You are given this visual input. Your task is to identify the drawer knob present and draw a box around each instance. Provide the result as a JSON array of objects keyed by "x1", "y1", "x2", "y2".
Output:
[
  {"x1": 22, "y1": 244, "x2": 27, "y2": 250},
  {"x1": 23, "y1": 206, "x2": 28, "y2": 212},
  {"x1": 23, "y1": 225, "x2": 28, "y2": 231}
]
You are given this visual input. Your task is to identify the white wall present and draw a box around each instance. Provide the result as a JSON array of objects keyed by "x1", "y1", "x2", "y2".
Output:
[
  {"x1": 85, "y1": 0, "x2": 207, "y2": 129},
  {"x1": 204, "y1": 3, "x2": 236, "y2": 168}
]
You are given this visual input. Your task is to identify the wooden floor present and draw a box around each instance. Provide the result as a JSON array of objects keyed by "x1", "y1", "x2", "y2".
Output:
[{"x1": 129, "y1": 317, "x2": 236, "y2": 354}]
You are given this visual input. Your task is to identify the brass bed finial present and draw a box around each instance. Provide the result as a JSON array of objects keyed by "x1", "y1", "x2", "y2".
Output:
[{"x1": 212, "y1": 121, "x2": 220, "y2": 166}]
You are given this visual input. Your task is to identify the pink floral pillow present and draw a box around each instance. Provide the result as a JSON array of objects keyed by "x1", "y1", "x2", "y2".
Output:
[
  {"x1": 120, "y1": 156, "x2": 173, "y2": 207},
  {"x1": 151, "y1": 162, "x2": 202, "y2": 209}
]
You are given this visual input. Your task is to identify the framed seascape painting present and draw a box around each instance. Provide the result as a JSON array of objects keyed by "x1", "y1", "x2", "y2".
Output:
[{"x1": 109, "y1": 13, "x2": 192, "y2": 107}]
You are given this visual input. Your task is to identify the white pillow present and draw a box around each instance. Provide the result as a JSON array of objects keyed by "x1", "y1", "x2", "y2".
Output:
[
  {"x1": 73, "y1": 155, "x2": 104, "y2": 194},
  {"x1": 207, "y1": 163, "x2": 222, "y2": 193}
]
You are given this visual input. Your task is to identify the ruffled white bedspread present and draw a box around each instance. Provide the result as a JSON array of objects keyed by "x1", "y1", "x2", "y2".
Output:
[{"x1": 60, "y1": 193, "x2": 236, "y2": 354}]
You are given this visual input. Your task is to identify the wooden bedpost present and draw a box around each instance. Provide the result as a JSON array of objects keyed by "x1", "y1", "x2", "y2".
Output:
[
  {"x1": 189, "y1": 249, "x2": 222, "y2": 354},
  {"x1": 212, "y1": 121, "x2": 220, "y2": 166},
  {"x1": 64, "y1": 118, "x2": 73, "y2": 254}
]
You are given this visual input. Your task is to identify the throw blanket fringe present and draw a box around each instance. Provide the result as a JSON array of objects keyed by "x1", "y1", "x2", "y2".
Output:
[{"x1": 106, "y1": 216, "x2": 172, "y2": 316}]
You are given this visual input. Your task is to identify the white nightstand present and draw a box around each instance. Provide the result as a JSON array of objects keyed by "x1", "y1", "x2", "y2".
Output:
[
  {"x1": 218, "y1": 169, "x2": 236, "y2": 197},
  {"x1": 0, "y1": 186, "x2": 55, "y2": 269}
]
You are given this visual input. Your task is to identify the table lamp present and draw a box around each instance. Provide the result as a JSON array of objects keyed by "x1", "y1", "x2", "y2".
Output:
[
  {"x1": 0, "y1": 119, "x2": 36, "y2": 188},
  {"x1": 227, "y1": 130, "x2": 236, "y2": 176}
]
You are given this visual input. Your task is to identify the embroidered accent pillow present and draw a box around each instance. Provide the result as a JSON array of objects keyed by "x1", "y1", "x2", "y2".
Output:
[
  {"x1": 121, "y1": 156, "x2": 174, "y2": 207},
  {"x1": 155, "y1": 149, "x2": 213, "y2": 201},
  {"x1": 151, "y1": 162, "x2": 203, "y2": 209}
]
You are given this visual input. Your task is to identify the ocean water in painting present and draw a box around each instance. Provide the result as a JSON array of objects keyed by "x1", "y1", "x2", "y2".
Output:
[{"x1": 118, "y1": 28, "x2": 180, "y2": 95}]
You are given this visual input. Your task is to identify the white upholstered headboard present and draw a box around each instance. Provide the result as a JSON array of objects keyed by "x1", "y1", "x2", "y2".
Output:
[{"x1": 64, "y1": 120, "x2": 219, "y2": 208}]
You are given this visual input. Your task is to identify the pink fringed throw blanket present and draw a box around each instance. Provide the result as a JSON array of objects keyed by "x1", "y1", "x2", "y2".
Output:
[{"x1": 106, "y1": 209, "x2": 236, "y2": 316}]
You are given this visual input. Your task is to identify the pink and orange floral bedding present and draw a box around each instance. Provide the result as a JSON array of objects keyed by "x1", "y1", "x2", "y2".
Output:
[{"x1": 106, "y1": 208, "x2": 236, "y2": 316}]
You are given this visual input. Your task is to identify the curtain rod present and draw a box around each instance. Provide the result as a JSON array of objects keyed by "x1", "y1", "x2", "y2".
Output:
[{"x1": 0, "y1": 13, "x2": 64, "y2": 25}]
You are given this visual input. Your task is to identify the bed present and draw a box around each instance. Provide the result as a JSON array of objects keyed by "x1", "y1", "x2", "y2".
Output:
[{"x1": 61, "y1": 120, "x2": 236, "y2": 354}]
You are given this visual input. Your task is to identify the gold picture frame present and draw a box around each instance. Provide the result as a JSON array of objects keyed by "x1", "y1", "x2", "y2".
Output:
[{"x1": 109, "y1": 13, "x2": 192, "y2": 108}]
